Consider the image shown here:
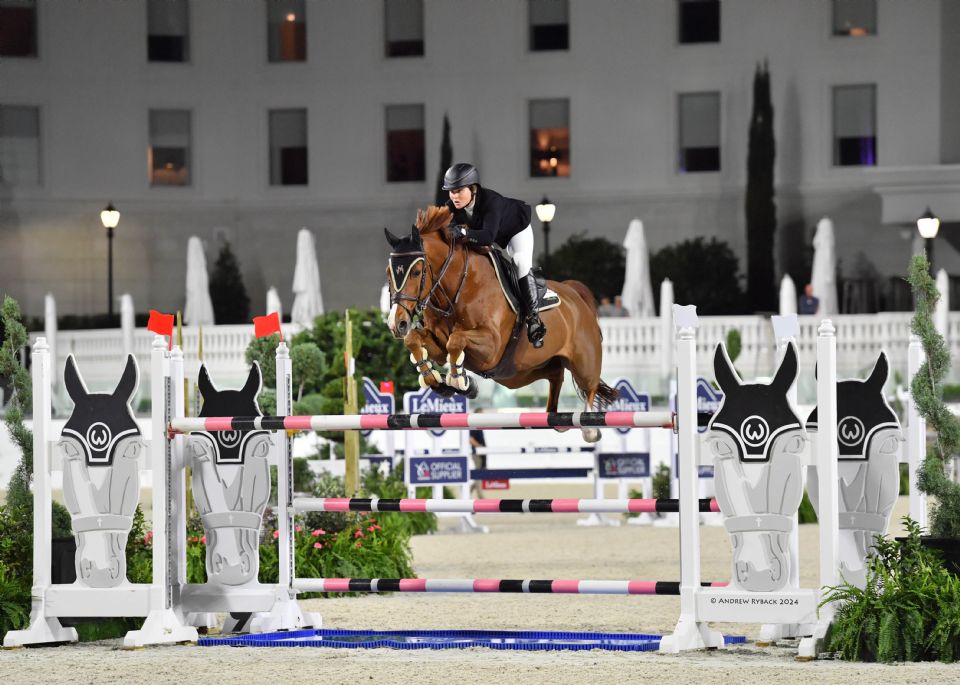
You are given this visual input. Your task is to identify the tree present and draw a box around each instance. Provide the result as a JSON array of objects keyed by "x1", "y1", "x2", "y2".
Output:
[
  {"x1": 209, "y1": 241, "x2": 250, "y2": 324},
  {"x1": 649, "y1": 237, "x2": 746, "y2": 315},
  {"x1": 433, "y1": 114, "x2": 453, "y2": 207},
  {"x1": 536, "y1": 232, "x2": 625, "y2": 301},
  {"x1": 745, "y1": 61, "x2": 777, "y2": 313}
]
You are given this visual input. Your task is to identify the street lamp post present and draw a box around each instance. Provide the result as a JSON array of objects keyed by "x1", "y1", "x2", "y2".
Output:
[
  {"x1": 100, "y1": 202, "x2": 120, "y2": 320},
  {"x1": 535, "y1": 196, "x2": 556, "y2": 274},
  {"x1": 916, "y1": 206, "x2": 940, "y2": 276}
]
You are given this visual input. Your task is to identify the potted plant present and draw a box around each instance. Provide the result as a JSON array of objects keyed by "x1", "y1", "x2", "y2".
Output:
[{"x1": 907, "y1": 255, "x2": 960, "y2": 573}]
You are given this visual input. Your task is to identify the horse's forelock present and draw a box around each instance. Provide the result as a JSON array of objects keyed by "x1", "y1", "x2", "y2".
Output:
[{"x1": 417, "y1": 205, "x2": 452, "y2": 237}]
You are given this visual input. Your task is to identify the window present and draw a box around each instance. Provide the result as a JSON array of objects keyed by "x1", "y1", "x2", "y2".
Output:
[
  {"x1": 0, "y1": 106, "x2": 41, "y2": 185},
  {"x1": 678, "y1": 0, "x2": 720, "y2": 44},
  {"x1": 269, "y1": 109, "x2": 308, "y2": 186},
  {"x1": 0, "y1": 0, "x2": 37, "y2": 57},
  {"x1": 678, "y1": 92, "x2": 720, "y2": 173},
  {"x1": 385, "y1": 105, "x2": 425, "y2": 182},
  {"x1": 147, "y1": 0, "x2": 190, "y2": 62},
  {"x1": 833, "y1": 0, "x2": 876, "y2": 37},
  {"x1": 384, "y1": 0, "x2": 423, "y2": 57},
  {"x1": 833, "y1": 85, "x2": 876, "y2": 166},
  {"x1": 529, "y1": 99, "x2": 570, "y2": 177},
  {"x1": 267, "y1": 0, "x2": 306, "y2": 62},
  {"x1": 148, "y1": 110, "x2": 191, "y2": 186},
  {"x1": 529, "y1": 0, "x2": 568, "y2": 52}
]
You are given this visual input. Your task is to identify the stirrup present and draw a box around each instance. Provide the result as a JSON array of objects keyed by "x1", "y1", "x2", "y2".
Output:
[{"x1": 527, "y1": 317, "x2": 545, "y2": 348}]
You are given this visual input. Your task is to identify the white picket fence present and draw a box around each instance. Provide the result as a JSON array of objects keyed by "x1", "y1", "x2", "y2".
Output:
[{"x1": 31, "y1": 311, "x2": 959, "y2": 401}]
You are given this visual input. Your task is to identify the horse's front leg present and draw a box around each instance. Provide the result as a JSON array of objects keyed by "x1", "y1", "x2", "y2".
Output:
[
  {"x1": 445, "y1": 327, "x2": 497, "y2": 398},
  {"x1": 403, "y1": 329, "x2": 446, "y2": 389}
]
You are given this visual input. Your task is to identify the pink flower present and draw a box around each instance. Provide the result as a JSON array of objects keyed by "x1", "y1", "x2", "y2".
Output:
[
  {"x1": 355, "y1": 541, "x2": 362, "y2": 548},
  {"x1": 272, "y1": 530, "x2": 280, "y2": 539},
  {"x1": 313, "y1": 542, "x2": 323, "y2": 550},
  {"x1": 295, "y1": 525, "x2": 303, "y2": 533},
  {"x1": 367, "y1": 525, "x2": 377, "y2": 532},
  {"x1": 311, "y1": 529, "x2": 322, "y2": 537},
  {"x1": 200, "y1": 536, "x2": 206, "y2": 545},
  {"x1": 354, "y1": 530, "x2": 364, "y2": 538}
]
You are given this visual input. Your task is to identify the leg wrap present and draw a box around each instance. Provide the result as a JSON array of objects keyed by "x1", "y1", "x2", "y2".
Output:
[
  {"x1": 410, "y1": 348, "x2": 442, "y2": 388},
  {"x1": 445, "y1": 351, "x2": 468, "y2": 391}
]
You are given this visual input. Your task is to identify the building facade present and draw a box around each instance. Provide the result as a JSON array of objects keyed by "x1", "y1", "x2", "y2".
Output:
[{"x1": 2, "y1": 0, "x2": 959, "y2": 320}]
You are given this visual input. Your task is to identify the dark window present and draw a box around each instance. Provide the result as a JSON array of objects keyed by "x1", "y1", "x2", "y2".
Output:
[
  {"x1": 0, "y1": 0, "x2": 37, "y2": 57},
  {"x1": 148, "y1": 0, "x2": 190, "y2": 62},
  {"x1": 678, "y1": 0, "x2": 720, "y2": 44},
  {"x1": 678, "y1": 92, "x2": 720, "y2": 173},
  {"x1": 385, "y1": 0, "x2": 423, "y2": 57},
  {"x1": 529, "y1": 0, "x2": 568, "y2": 52},
  {"x1": 833, "y1": 85, "x2": 876, "y2": 166},
  {"x1": 833, "y1": 0, "x2": 876, "y2": 37},
  {"x1": 386, "y1": 105, "x2": 425, "y2": 182},
  {"x1": 269, "y1": 109, "x2": 308, "y2": 186},
  {"x1": 149, "y1": 110, "x2": 191, "y2": 186},
  {"x1": 529, "y1": 99, "x2": 570, "y2": 177},
  {"x1": 0, "y1": 105, "x2": 41, "y2": 185},
  {"x1": 267, "y1": 0, "x2": 306, "y2": 62}
]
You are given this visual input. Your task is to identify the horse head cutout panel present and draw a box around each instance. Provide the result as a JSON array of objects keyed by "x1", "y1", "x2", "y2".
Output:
[
  {"x1": 187, "y1": 363, "x2": 271, "y2": 586},
  {"x1": 806, "y1": 351, "x2": 901, "y2": 589},
  {"x1": 707, "y1": 342, "x2": 806, "y2": 592},
  {"x1": 60, "y1": 354, "x2": 143, "y2": 588}
]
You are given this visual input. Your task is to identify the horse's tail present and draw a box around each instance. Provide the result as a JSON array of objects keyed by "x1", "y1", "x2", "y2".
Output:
[{"x1": 563, "y1": 280, "x2": 598, "y2": 314}]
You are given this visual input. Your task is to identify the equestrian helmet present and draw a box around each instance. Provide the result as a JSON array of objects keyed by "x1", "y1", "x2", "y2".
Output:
[{"x1": 442, "y1": 163, "x2": 480, "y2": 190}]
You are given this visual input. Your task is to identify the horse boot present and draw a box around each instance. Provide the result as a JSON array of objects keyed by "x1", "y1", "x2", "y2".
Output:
[{"x1": 520, "y1": 273, "x2": 546, "y2": 348}]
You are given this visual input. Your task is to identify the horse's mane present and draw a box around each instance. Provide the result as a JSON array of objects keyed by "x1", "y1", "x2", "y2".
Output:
[{"x1": 416, "y1": 205, "x2": 453, "y2": 239}]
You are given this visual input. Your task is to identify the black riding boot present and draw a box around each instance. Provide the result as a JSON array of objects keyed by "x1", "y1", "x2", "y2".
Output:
[{"x1": 520, "y1": 273, "x2": 546, "y2": 348}]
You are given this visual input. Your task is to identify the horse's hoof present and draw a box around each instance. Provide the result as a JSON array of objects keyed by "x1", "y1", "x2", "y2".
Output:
[
  {"x1": 457, "y1": 377, "x2": 479, "y2": 400},
  {"x1": 582, "y1": 428, "x2": 601, "y2": 443},
  {"x1": 434, "y1": 383, "x2": 457, "y2": 398}
]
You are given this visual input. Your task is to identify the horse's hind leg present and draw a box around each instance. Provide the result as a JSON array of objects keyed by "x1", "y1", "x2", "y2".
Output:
[
  {"x1": 580, "y1": 386, "x2": 601, "y2": 443},
  {"x1": 544, "y1": 363, "x2": 570, "y2": 433}
]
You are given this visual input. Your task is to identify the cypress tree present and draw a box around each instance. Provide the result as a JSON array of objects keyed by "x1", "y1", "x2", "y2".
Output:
[
  {"x1": 434, "y1": 114, "x2": 453, "y2": 207},
  {"x1": 209, "y1": 241, "x2": 250, "y2": 324},
  {"x1": 745, "y1": 62, "x2": 777, "y2": 312}
]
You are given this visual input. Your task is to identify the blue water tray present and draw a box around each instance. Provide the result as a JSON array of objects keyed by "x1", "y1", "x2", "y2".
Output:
[{"x1": 199, "y1": 628, "x2": 747, "y2": 652}]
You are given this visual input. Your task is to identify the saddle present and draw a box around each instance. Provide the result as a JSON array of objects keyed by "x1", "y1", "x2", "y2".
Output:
[{"x1": 483, "y1": 245, "x2": 560, "y2": 315}]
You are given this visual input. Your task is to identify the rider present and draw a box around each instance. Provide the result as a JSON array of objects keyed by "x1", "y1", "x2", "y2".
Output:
[{"x1": 442, "y1": 162, "x2": 546, "y2": 348}]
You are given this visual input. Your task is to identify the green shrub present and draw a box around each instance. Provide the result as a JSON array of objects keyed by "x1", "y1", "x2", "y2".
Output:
[
  {"x1": 798, "y1": 490, "x2": 817, "y2": 524},
  {"x1": 825, "y1": 518, "x2": 960, "y2": 662},
  {"x1": 626, "y1": 462, "x2": 671, "y2": 520},
  {"x1": 0, "y1": 559, "x2": 29, "y2": 636}
]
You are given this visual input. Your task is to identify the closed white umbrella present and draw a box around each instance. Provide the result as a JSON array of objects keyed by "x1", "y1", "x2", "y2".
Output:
[
  {"x1": 620, "y1": 218, "x2": 655, "y2": 318},
  {"x1": 779, "y1": 274, "x2": 797, "y2": 316},
  {"x1": 936, "y1": 268, "x2": 949, "y2": 339},
  {"x1": 291, "y1": 228, "x2": 324, "y2": 325},
  {"x1": 266, "y1": 286, "x2": 283, "y2": 319},
  {"x1": 810, "y1": 217, "x2": 838, "y2": 316},
  {"x1": 184, "y1": 236, "x2": 215, "y2": 326}
]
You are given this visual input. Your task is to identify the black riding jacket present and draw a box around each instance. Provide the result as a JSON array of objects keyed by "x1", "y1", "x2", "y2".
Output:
[{"x1": 446, "y1": 187, "x2": 532, "y2": 249}]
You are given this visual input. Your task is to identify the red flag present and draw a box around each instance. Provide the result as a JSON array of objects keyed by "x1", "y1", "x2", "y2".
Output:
[
  {"x1": 253, "y1": 312, "x2": 283, "y2": 341},
  {"x1": 147, "y1": 310, "x2": 175, "y2": 350},
  {"x1": 380, "y1": 381, "x2": 395, "y2": 395}
]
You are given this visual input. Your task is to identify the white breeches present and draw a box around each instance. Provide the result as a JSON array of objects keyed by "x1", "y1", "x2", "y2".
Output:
[{"x1": 507, "y1": 225, "x2": 534, "y2": 278}]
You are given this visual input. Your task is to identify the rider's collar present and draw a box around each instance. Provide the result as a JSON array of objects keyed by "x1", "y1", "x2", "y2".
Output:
[{"x1": 388, "y1": 252, "x2": 425, "y2": 291}]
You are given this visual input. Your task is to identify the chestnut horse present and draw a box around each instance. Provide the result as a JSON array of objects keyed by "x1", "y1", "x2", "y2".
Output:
[{"x1": 384, "y1": 205, "x2": 617, "y2": 442}]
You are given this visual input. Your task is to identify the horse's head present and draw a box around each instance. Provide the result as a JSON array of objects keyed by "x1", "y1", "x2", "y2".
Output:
[{"x1": 383, "y1": 206, "x2": 453, "y2": 338}]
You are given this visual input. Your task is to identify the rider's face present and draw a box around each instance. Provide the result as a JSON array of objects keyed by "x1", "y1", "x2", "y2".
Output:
[{"x1": 448, "y1": 186, "x2": 472, "y2": 209}]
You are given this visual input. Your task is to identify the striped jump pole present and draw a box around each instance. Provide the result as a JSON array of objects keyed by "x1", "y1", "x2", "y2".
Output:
[
  {"x1": 169, "y1": 410, "x2": 676, "y2": 434},
  {"x1": 292, "y1": 497, "x2": 720, "y2": 515},
  {"x1": 292, "y1": 578, "x2": 728, "y2": 595}
]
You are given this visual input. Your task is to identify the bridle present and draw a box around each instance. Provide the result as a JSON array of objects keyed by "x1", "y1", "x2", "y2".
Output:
[{"x1": 389, "y1": 227, "x2": 471, "y2": 325}]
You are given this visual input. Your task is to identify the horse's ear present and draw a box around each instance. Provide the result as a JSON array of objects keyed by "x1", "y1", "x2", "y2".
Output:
[
  {"x1": 384, "y1": 227, "x2": 401, "y2": 249},
  {"x1": 198, "y1": 364, "x2": 216, "y2": 400},
  {"x1": 242, "y1": 362, "x2": 262, "y2": 398},
  {"x1": 410, "y1": 224, "x2": 419, "y2": 241},
  {"x1": 64, "y1": 355, "x2": 88, "y2": 403},
  {"x1": 713, "y1": 343, "x2": 741, "y2": 392},
  {"x1": 866, "y1": 351, "x2": 889, "y2": 390},
  {"x1": 111, "y1": 355, "x2": 139, "y2": 403},
  {"x1": 771, "y1": 342, "x2": 798, "y2": 394}
]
